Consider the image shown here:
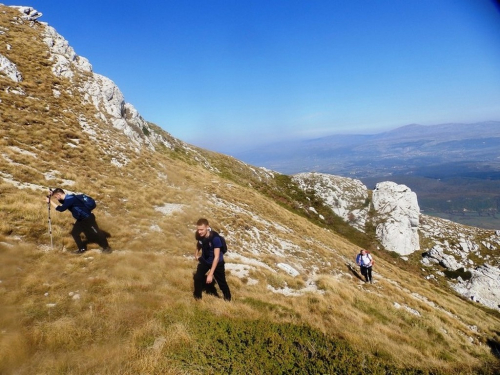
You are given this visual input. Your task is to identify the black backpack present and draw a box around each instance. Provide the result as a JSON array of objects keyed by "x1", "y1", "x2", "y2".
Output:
[{"x1": 210, "y1": 230, "x2": 228, "y2": 254}]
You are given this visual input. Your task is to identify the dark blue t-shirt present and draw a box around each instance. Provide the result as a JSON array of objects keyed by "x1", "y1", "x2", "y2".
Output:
[
  {"x1": 55, "y1": 194, "x2": 91, "y2": 221},
  {"x1": 199, "y1": 233, "x2": 224, "y2": 264}
]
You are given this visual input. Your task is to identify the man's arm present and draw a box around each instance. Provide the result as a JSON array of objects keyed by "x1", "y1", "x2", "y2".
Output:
[
  {"x1": 46, "y1": 196, "x2": 62, "y2": 210},
  {"x1": 47, "y1": 195, "x2": 74, "y2": 212},
  {"x1": 206, "y1": 247, "x2": 220, "y2": 284}
]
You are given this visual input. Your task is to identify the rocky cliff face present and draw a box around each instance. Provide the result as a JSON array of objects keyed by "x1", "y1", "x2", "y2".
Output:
[
  {"x1": 420, "y1": 215, "x2": 500, "y2": 310},
  {"x1": 292, "y1": 173, "x2": 420, "y2": 255},
  {"x1": 293, "y1": 172, "x2": 500, "y2": 310},
  {"x1": 1, "y1": 6, "x2": 179, "y2": 164}
]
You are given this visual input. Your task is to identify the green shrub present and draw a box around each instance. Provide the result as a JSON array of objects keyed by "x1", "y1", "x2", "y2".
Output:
[{"x1": 166, "y1": 308, "x2": 455, "y2": 375}]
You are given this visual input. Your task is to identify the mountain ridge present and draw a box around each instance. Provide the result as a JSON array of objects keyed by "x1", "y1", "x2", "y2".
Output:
[
  {"x1": 232, "y1": 121, "x2": 500, "y2": 229},
  {"x1": 234, "y1": 121, "x2": 500, "y2": 170}
]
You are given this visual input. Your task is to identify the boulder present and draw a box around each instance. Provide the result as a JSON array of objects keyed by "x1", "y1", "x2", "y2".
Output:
[{"x1": 372, "y1": 181, "x2": 420, "y2": 255}]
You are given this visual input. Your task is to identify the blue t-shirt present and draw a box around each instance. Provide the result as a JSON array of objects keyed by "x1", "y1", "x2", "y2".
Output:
[
  {"x1": 55, "y1": 194, "x2": 91, "y2": 221},
  {"x1": 199, "y1": 233, "x2": 224, "y2": 264}
]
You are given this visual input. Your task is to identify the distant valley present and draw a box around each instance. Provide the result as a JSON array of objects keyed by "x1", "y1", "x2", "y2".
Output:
[{"x1": 233, "y1": 122, "x2": 500, "y2": 229}]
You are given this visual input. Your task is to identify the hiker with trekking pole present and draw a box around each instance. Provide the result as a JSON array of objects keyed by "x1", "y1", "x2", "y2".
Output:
[{"x1": 45, "y1": 188, "x2": 111, "y2": 254}]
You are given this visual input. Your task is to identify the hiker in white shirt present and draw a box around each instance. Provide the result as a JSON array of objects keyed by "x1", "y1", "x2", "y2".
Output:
[{"x1": 356, "y1": 249, "x2": 374, "y2": 284}]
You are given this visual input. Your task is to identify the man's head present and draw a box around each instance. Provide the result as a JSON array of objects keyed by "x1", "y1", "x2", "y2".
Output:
[
  {"x1": 51, "y1": 188, "x2": 65, "y2": 201},
  {"x1": 360, "y1": 249, "x2": 367, "y2": 255},
  {"x1": 196, "y1": 218, "x2": 210, "y2": 238}
]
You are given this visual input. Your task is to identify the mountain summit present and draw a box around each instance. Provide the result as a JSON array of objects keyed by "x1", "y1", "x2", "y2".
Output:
[{"x1": 1, "y1": 6, "x2": 499, "y2": 374}]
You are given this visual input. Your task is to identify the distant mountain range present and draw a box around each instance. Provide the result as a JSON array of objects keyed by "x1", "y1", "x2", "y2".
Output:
[
  {"x1": 233, "y1": 121, "x2": 500, "y2": 178},
  {"x1": 233, "y1": 121, "x2": 500, "y2": 229}
]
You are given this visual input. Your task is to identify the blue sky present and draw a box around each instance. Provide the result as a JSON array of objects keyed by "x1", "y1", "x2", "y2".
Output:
[{"x1": 6, "y1": 1, "x2": 500, "y2": 153}]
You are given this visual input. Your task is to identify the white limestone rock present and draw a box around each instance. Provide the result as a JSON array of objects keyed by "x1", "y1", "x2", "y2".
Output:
[
  {"x1": 7, "y1": 5, "x2": 178, "y2": 156},
  {"x1": 425, "y1": 245, "x2": 463, "y2": 270},
  {"x1": 292, "y1": 172, "x2": 369, "y2": 232},
  {"x1": 10, "y1": 6, "x2": 42, "y2": 21},
  {"x1": 41, "y1": 26, "x2": 174, "y2": 152},
  {"x1": 451, "y1": 264, "x2": 500, "y2": 310},
  {"x1": 0, "y1": 54, "x2": 22, "y2": 82},
  {"x1": 372, "y1": 181, "x2": 420, "y2": 255},
  {"x1": 42, "y1": 25, "x2": 92, "y2": 79}
]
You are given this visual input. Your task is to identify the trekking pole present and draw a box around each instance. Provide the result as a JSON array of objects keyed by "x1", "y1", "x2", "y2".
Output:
[{"x1": 47, "y1": 188, "x2": 53, "y2": 249}]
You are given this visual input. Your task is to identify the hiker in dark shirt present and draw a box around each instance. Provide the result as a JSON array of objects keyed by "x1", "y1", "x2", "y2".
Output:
[
  {"x1": 193, "y1": 218, "x2": 231, "y2": 301},
  {"x1": 46, "y1": 188, "x2": 111, "y2": 254}
]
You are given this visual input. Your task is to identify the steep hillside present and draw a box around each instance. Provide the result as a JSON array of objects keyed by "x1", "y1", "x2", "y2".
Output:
[
  {"x1": 291, "y1": 172, "x2": 500, "y2": 311},
  {"x1": 1, "y1": 6, "x2": 499, "y2": 374}
]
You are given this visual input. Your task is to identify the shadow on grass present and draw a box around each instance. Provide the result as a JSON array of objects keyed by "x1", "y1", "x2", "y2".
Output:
[
  {"x1": 487, "y1": 333, "x2": 500, "y2": 360},
  {"x1": 346, "y1": 262, "x2": 365, "y2": 282}
]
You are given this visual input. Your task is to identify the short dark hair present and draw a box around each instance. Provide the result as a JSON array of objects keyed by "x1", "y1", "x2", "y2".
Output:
[
  {"x1": 197, "y1": 218, "x2": 209, "y2": 226},
  {"x1": 52, "y1": 188, "x2": 65, "y2": 195}
]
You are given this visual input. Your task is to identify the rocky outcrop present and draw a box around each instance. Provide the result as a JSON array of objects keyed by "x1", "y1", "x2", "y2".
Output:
[
  {"x1": 292, "y1": 174, "x2": 420, "y2": 255},
  {"x1": 422, "y1": 244, "x2": 464, "y2": 270},
  {"x1": 292, "y1": 173, "x2": 369, "y2": 232},
  {"x1": 419, "y1": 215, "x2": 500, "y2": 310},
  {"x1": 40, "y1": 22, "x2": 161, "y2": 152},
  {"x1": 0, "y1": 54, "x2": 22, "y2": 82},
  {"x1": 9, "y1": 6, "x2": 42, "y2": 21},
  {"x1": 372, "y1": 181, "x2": 420, "y2": 255},
  {"x1": 451, "y1": 264, "x2": 500, "y2": 310},
  {"x1": 42, "y1": 24, "x2": 92, "y2": 79},
  {"x1": 5, "y1": 6, "x2": 175, "y2": 158}
]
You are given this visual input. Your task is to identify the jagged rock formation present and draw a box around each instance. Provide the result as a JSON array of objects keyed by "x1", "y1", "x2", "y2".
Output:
[
  {"x1": 40, "y1": 17, "x2": 173, "y2": 156},
  {"x1": 451, "y1": 264, "x2": 500, "y2": 310},
  {"x1": 420, "y1": 215, "x2": 500, "y2": 310},
  {"x1": 1, "y1": 5, "x2": 229, "y2": 172},
  {"x1": 0, "y1": 54, "x2": 22, "y2": 81},
  {"x1": 292, "y1": 173, "x2": 420, "y2": 255}
]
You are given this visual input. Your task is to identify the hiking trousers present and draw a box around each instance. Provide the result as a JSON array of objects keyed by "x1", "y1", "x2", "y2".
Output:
[
  {"x1": 360, "y1": 266, "x2": 373, "y2": 283},
  {"x1": 71, "y1": 214, "x2": 109, "y2": 251},
  {"x1": 194, "y1": 260, "x2": 231, "y2": 301}
]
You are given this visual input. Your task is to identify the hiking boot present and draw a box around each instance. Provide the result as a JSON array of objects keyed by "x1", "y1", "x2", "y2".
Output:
[
  {"x1": 102, "y1": 247, "x2": 112, "y2": 254},
  {"x1": 74, "y1": 249, "x2": 87, "y2": 254}
]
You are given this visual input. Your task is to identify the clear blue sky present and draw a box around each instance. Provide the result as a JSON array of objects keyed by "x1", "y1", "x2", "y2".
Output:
[{"x1": 6, "y1": 1, "x2": 500, "y2": 153}]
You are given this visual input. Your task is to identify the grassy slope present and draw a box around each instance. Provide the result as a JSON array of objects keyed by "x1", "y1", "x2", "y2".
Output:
[{"x1": 1, "y1": 6, "x2": 499, "y2": 374}]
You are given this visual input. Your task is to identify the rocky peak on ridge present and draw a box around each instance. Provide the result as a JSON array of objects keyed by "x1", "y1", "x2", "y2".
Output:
[{"x1": 0, "y1": 6, "x2": 179, "y2": 165}]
